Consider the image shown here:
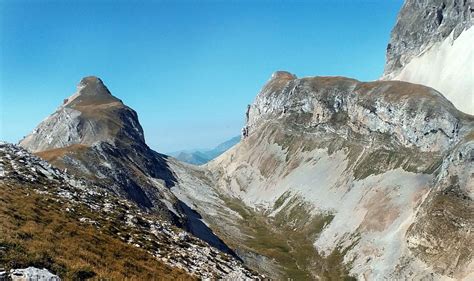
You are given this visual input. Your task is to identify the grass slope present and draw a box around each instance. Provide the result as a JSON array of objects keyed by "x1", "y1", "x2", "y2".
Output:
[
  {"x1": 0, "y1": 181, "x2": 192, "y2": 280},
  {"x1": 218, "y1": 194, "x2": 355, "y2": 280}
]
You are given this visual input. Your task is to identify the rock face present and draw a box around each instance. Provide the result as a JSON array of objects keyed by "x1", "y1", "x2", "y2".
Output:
[
  {"x1": 406, "y1": 135, "x2": 474, "y2": 279},
  {"x1": 171, "y1": 71, "x2": 474, "y2": 279},
  {"x1": 9, "y1": 267, "x2": 60, "y2": 281},
  {"x1": 247, "y1": 72, "x2": 469, "y2": 152},
  {"x1": 18, "y1": 77, "x2": 233, "y2": 255},
  {"x1": 383, "y1": 0, "x2": 474, "y2": 114},
  {"x1": 20, "y1": 76, "x2": 144, "y2": 152},
  {"x1": 384, "y1": 0, "x2": 473, "y2": 75}
]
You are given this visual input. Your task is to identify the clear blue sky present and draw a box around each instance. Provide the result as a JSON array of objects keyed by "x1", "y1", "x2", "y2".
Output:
[{"x1": 0, "y1": 0, "x2": 403, "y2": 152}]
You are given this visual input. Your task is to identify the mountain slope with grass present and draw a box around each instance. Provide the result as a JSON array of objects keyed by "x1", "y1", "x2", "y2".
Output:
[
  {"x1": 18, "y1": 76, "x2": 239, "y2": 258},
  {"x1": 8, "y1": 0, "x2": 473, "y2": 279},
  {"x1": 0, "y1": 142, "x2": 260, "y2": 279},
  {"x1": 170, "y1": 71, "x2": 474, "y2": 280}
]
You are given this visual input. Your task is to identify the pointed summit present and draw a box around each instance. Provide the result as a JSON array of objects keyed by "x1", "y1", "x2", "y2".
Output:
[
  {"x1": 76, "y1": 76, "x2": 110, "y2": 98},
  {"x1": 19, "y1": 76, "x2": 175, "y2": 213},
  {"x1": 20, "y1": 77, "x2": 143, "y2": 152},
  {"x1": 78, "y1": 75, "x2": 104, "y2": 86},
  {"x1": 18, "y1": 77, "x2": 238, "y2": 251},
  {"x1": 63, "y1": 76, "x2": 121, "y2": 107},
  {"x1": 270, "y1": 71, "x2": 297, "y2": 81}
]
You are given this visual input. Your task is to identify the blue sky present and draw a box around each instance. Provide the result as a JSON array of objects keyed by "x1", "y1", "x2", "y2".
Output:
[{"x1": 0, "y1": 0, "x2": 403, "y2": 152}]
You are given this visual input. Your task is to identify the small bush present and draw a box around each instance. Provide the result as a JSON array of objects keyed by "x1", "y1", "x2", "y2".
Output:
[{"x1": 71, "y1": 267, "x2": 96, "y2": 280}]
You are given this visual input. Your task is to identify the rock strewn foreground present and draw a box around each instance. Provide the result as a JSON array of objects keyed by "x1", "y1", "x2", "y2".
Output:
[{"x1": 0, "y1": 142, "x2": 261, "y2": 280}]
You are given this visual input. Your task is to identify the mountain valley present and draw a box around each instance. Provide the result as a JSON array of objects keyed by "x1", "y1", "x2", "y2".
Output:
[{"x1": 1, "y1": 0, "x2": 473, "y2": 280}]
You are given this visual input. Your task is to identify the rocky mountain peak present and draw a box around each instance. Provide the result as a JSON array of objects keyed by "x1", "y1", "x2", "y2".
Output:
[
  {"x1": 64, "y1": 76, "x2": 121, "y2": 107},
  {"x1": 78, "y1": 75, "x2": 104, "y2": 87},
  {"x1": 18, "y1": 78, "x2": 236, "y2": 253},
  {"x1": 382, "y1": 0, "x2": 474, "y2": 114},
  {"x1": 270, "y1": 71, "x2": 297, "y2": 80},
  {"x1": 384, "y1": 0, "x2": 473, "y2": 76},
  {"x1": 20, "y1": 77, "x2": 143, "y2": 152},
  {"x1": 76, "y1": 76, "x2": 109, "y2": 96}
]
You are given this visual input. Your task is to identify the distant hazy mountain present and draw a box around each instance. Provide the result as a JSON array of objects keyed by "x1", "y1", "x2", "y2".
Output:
[{"x1": 170, "y1": 136, "x2": 240, "y2": 165}]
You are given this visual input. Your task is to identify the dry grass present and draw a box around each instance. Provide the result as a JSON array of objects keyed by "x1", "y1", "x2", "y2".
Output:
[
  {"x1": 0, "y1": 182, "x2": 193, "y2": 280},
  {"x1": 217, "y1": 195, "x2": 355, "y2": 280},
  {"x1": 36, "y1": 144, "x2": 89, "y2": 163},
  {"x1": 355, "y1": 80, "x2": 435, "y2": 100},
  {"x1": 407, "y1": 179, "x2": 474, "y2": 278}
]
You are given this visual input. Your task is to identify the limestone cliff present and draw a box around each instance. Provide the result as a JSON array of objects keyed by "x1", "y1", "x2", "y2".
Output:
[{"x1": 383, "y1": 0, "x2": 474, "y2": 114}]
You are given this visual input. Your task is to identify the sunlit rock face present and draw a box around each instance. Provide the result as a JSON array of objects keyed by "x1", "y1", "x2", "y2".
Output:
[
  {"x1": 20, "y1": 76, "x2": 144, "y2": 152},
  {"x1": 247, "y1": 72, "x2": 469, "y2": 153},
  {"x1": 382, "y1": 0, "x2": 474, "y2": 114}
]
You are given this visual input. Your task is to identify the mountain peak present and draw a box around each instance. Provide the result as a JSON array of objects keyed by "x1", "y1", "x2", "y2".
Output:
[
  {"x1": 77, "y1": 76, "x2": 106, "y2": 92},
  {"x1": 270, "y1": 71, "x2": 297, "y2": 80},
  {"x1": 79, "y1": 75, "x2": 102, "y2": 84},
  {"x1": 20, "y1": 77, "x2": 143, "y2": 152},
  {"x1": 64, "y1": 76, "x2": 120, "y2": 107}
]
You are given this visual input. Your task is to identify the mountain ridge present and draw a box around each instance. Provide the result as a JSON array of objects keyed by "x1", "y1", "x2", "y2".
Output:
[
  {"x1": 169, "y1": 136, "x2": 241, "y2": 165},
  {"x1": 10, "y1": 71, "x2": 474, "y2": 279},
  {"x1": 0, "y1": 142, "x2": 260, "y2": 279}
]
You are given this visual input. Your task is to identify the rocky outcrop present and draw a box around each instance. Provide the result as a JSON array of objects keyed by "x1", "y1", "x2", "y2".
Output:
[
  {"x1": 248, "y1": 71, "x2": 472, "y2": 152},
  {"x1": 384, "y1": 0, "x2": 473, "y2": 75},
  {"x1": 8, "y1": 267, "x2": 60, "y2": 281},
  {"x1": 383, "y1": 0, "x2": 474, "y2": 114}
]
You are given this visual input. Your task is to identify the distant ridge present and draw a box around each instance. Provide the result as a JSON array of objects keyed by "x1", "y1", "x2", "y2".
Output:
[{"x1": 169, "y1": 136, "x2": 240, "y2": 165}]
